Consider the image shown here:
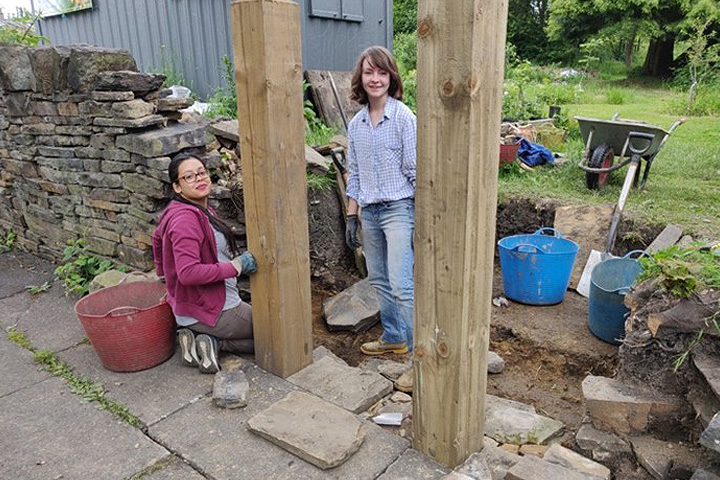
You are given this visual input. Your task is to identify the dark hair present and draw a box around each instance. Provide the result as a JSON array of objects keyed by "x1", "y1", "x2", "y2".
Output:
[
  {"x1": 350, "y1": 46, "x2": 403, "y2": 105},
  {"x1": 168, "y1": 151, "x2": 240, "y2": 256}
]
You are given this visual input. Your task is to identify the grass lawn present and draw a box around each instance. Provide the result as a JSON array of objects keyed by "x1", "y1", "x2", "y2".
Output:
[{"x1": 498, "y1": 85, "x2": 720, "y2": 239}]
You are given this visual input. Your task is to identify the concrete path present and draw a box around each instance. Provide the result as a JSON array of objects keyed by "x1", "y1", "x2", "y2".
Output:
[{"x1": 0, "y1": 251, "x2": 442, "y2": 479}]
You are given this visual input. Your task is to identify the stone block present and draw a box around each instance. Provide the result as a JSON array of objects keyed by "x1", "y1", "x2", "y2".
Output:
[
  {"x1": 76, "y1": 172, "x2": 123, "y2": 188},
  {"x1": 111, "y1": 99, "x2": 156, "y2": 119},
  {"x1": 91, "y1": 90, "x2": 135, "y2": 102},
  {"x1": 208, "y1": 119, "x2": 239, "y2": 143},
  {"x1": 122, "y1": 173, "x2": 166, "y2": 198},
  {"x1": 484, "y1": 395, "x2": 563, "y2": 444},
  {"x1": 75, "y1": 146, "x2": 102, "y2": 158},
  {"x1": 21, "y1": 123, "x2": 56, "y2": 135},
  {"x1": 323, "y1": 278, "x2": 380, "y2": 332},
  {"x1": 24, "y1": 214, "x2": 75, "y2": 245},
  {"x1": 66, "y1": 46, "x2": 137, "y2": 92},
  {"x1": 90, "y1": 133, "x2": 116, "y2": 149},
  {"x1": 31, "y1": 46, "x2": 71, "y2": 93},
  {"x1": 143, "y1": 88, "x2": 172, "y2": 101},
  {"x1": 116, "y1": 121, "x2": 208, "y2": 157},
  {"x1": 95, "y1": 70, "x2": 165, "y2": 93},
  {"x1": 88, "y1": 236, "x2": 117, "y2": 256},
  {"x1": 38, "y1": 146, "x2": 75, "y2": 157},
  {"x1": 5, "y1": 92, "x2": 32, "y2": 116},
  {"x1": 55, "y1": 125, "x2": 89, "y2": 135},
  {"x1": 582, "y1": 375, "x2": 684, "y2": 435},
  {"x1": 101, "y1": 160, "x2": 136, "y2": 173},
  {"x1": 2, "y1": 159, "x2": 38, "y2": 177},
  {"x1": 54, "y1": 135, "x2": 90, "y2": 147},
  {"x1": 94, "y1": 114, "x2": 166, "y2": 129},
  {"x1": 86, "y1": 199, "x2": 128, "y2": 213},
  {"x1": 0, "y1": 46, "x2": 36, "y2": 91},
  {"x1": 519, "y1": 444, "x2": 548, "y2": 457},
  {"x1": 213, "y1": 370, "x2": 250, "y2": 409},
  {"x1": 458, "y1": 445, "x2": 520, "y2": 480},
  {"x1": 153, "y1": 97, "x2": 194, "y2": 112},
  {"x1": 117, "y1": 243, "x2": 152, "y2": 268},
  {"x1": 38, "y1": 156, "x2": 84, "y2": 171},
  {"x1": 575, "y1": 423, "x2": 632, "y2": 460},
  {"x1": 32, "y1": 101, "x2": 58, "y2": 116},
  {"x1": 629, "y1": 436, "x2": 673, "y2": 479},
  {"x1": 693, "y1": 470, "x2": 720, "y2": 480},
  {"x1": 287, "y1": 355, "x2": 393, "y2": 413},
  {"x1": 247, "y1": 391, "x2": 366, "y2": 470},
  {"x1": 701, "y1": 412, "x2": 720, "y2": 454},
  {"x1": 90, "y1": 187, "x2": 130, "y2": 203},
  {"x1": 694, "y1": 352, "x2": 720, "y2": 400},
  {"x1": 505, "y1": 455, "x2": 590, "y2": 480},
  {"x1": 79, "y1": 100, "x2": 112, "y2": 117},
  {"x1": 28, "y1": 179, "x2": 69, "y2": 195},
  {"x1": 57, "y1": 101, "x2": 80, "y2": 116},
  {"x1": 83, "y1": 159, "x2": 101, "y2": 171},
  {"x1": 487, "y1": 351, "x2": 506, "y2": 374},
  {"x1": 543, "y1": 443, "x2": 610, "y2": 479}
]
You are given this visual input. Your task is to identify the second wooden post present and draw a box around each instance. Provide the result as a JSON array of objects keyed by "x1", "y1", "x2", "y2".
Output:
[
  {"x1": 231, "y1": 0, "x2": 313, "y2": 378},
  {"x1": 413, "y1": 0, "x2": 509, "y2": 468}
]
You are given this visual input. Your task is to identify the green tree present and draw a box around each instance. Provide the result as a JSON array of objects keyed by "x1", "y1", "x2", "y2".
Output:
[
  {"x1": 394, "y1": 0, "x2": 417, "y2": 35},
  {"x1": 506, "y1": 0, "x2": 552, "y2": 62},
  {"x1": 547, "y1": 0, "x2": 712, "y2": 77}
]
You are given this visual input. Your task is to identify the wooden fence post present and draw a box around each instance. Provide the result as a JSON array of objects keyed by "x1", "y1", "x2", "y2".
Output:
[
  {"x1": 231, "y1": 0, "x2": 313, "y2": 378},
  {"x1": 413, "y1": 0, "x2": 508, "y2": 468}
]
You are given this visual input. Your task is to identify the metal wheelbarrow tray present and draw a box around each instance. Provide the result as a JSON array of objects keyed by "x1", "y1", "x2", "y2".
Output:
[{"x1": 575, "y1": 114, "x2": 684, "y2": 253}]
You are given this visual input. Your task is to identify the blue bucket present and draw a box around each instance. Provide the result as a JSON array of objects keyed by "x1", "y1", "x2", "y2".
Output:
[
  {"x1": 588, "y1": 251, "x2": 646, "y2": 345},
  {"x1": 498, "y1": 228, "x2": 580, "y2": 305}
]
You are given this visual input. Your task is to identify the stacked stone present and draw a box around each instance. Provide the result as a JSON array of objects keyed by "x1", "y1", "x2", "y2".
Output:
[{"x1": 0, "y1": 45, "x2": 215, "y2": 269}]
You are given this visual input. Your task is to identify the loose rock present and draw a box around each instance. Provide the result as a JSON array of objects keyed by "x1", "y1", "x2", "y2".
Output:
[{"x1": 212, "y1": 370, "x2": 249, "y2": 409}]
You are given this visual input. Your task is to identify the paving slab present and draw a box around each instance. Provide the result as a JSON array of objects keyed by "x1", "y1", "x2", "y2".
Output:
[
  {"x1": 0, "y1": 250, "x2": 55, "y2": 298},
  {"x1": 148, "y1": 363, "x2": 409, "y2": 480},
  {"x1": 458, "y1": 445, "x2": 520, "y2": 480},
  {"x1": 58, "y1": 343, "x2": 212, "y2": 427},
  {"x1": 377, "y1": 448, "x2": 449, "y2": 480},
  {"x1": 13, "y1": 282, "x2": 86, "y2": 352},
  {"x1": 575, "y1": 423, "x2": 632, "y2": 462},
  {"x1": 505, "y1": 454, "x2": 592, "y2": 480},
  {"x1": 484, "y1": 394, "x2": 563, "y2": 444},
  {"x1": 141, "y1": 456, "x2": 207, "y2": 480},
  {"x1": 543, "y1": 443, "x2": 610, "y2": 479},
  {"x1": 0, "y1": 337, "x2": 51, "y2": 397},
  {"x1": 0, "y1": 289, "x2": 35, "y2": 328},
  {"x1": 248, "y1": 391, "x2": 366, "y2": 470},
  {"x1": 0, "y1": 376, "x2": 169, "y2": 479},
  {"x1": 288, "y1": 355, "x2": 394, "y2": 413}
]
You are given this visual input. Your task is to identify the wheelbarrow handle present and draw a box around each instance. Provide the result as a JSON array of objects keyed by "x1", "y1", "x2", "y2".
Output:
[
  {"x1": 533, "y1": 227, "x2": 563, "y2": 238},
  {"x1": 627, "y1": 132, "x2": 656, "y2": 156}
]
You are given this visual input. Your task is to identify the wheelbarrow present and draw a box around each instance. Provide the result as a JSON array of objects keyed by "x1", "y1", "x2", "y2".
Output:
[{"x1": 576, "y1": 114, "x2": 684, "y2": 253}]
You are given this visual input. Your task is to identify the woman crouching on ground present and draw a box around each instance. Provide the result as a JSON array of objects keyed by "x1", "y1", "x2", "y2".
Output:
[{"x1": 152, "y1": 151, "x2": 257, "y2": 374}]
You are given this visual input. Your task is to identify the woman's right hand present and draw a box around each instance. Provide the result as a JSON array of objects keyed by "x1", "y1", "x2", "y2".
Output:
[{"x1": 232, "y1": 251, "x2": 257, "y2": 275}]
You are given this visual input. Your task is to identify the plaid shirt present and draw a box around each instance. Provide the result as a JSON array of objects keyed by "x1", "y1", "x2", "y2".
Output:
[{"x1": 346, "y1": 97, "x2": 417, "y2": 207}]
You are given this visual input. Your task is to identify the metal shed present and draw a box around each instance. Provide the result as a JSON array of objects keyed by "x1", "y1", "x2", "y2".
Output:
[{"x1": 37, "y1": 0, "x2": 393, "y2": 99}]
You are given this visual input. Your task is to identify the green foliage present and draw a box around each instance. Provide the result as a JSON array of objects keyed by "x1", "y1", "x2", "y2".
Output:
[
  {"x1": 306, "y1": 172, "x2": 335, "y2": 193},
  {"x1": 0, "y1": 9, "x2": 48, "y2": 46},
  {"x1": 604, "y1": 88, "x2": 633, "y2": 105},
  {"x1": 664, "y1": 83, "x2": 720, "y2": 115},
  {"x1": 204, "y1": 55, "x2": 238, "y2": 119},
  {"x1": 26, "y1": 282, "x2": 51, "y2": 295},
  {"x1": 393, "y1": 0, "x2": 417, "y2": 35},
  {"x1": 303, "y1": 81, "x2": 337, "y2": 146},
  {"x1": 394, "y1": 32, "x2": 418, "y2": 113},
  {"x1": 33, "y1": 349, "x2": 138, "y2": 425},
  {"x1": 6, "y1": 325, "x2": 33, "y2": 350},
  {"x1": 54, "y1": 238, "x2": 114, "y2": 296},
  {"x1": 637, "y1": 243, "x2": 720, "y2": 298},
  {"x1": 150, "y1": 44, "x2": 192, "y2": 92},
  {"x1": 0, "y1": 229, "x2": 16, "y2": 253}
]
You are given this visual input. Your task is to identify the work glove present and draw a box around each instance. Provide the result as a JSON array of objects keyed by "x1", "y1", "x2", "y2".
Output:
[
  {"x1": 345, "y1": 214, "x2": 361, "y2": 249},
  {"x1": 231, "y1": 251, "x2": 257, "y2": 276}
]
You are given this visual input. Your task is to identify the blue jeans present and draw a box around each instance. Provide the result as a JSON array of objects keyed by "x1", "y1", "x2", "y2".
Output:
[{"x1": 361, "y1": 198, "x2": 415, "y2": 351}]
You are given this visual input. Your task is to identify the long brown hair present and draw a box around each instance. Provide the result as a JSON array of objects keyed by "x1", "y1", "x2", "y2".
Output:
[
  {"x1": 349, "y1": 46, "x2": 403, "y2": 105},
  {"x1": 168, "y1": 151, "x2": 240, "y2": 256}
]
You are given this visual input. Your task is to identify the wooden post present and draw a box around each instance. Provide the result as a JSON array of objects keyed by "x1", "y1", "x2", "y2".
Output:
[
  {"x1": 231, "y1": 0, "x2": 312, "y2": 378},
  {"x1": 413, "y1": 0, "x2": 508, "y2": 468}
]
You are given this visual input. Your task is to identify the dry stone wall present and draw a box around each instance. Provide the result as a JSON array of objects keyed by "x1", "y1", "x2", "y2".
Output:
[{"x1": 0, "y1": 45, "x2": 226, "y2": 269}]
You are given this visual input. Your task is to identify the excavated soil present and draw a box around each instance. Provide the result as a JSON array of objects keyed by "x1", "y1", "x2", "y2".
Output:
[{"x1": 307, "y1": 192, "x2": 675, "y2": 478}]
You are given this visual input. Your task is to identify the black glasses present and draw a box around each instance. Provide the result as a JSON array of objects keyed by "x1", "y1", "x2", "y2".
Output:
[{"x1": 180, "y1": 169, "x2": 209, "y2": 184}]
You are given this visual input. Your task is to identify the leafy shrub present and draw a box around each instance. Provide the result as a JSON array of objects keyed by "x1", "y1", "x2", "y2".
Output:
[
  {"x1": 604, "y1": 88, "x2": 633, "y2": 105},
  {"x1": 205, "y1": 55, "x2": 238, "y2": 119},
  {"x1": 0, "y1": 9, "x2": 47, "y2": 46},
  {"x1": 664, "y1": 82, "x2": 720, "y2": 116},
  {"x1": 54, "y1": 239, "x2": 115, "y2": 296},
  {"x1": 0, "y1": 229, "x2": 16, "y2": 253},
  {"x1": 638, "y1": 243, "x2": 720, "y2": 298}
]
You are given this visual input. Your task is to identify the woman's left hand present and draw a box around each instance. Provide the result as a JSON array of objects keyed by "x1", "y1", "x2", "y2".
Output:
[{"x1": 232, "y1": 251, "x2": 257, "y2": 275}]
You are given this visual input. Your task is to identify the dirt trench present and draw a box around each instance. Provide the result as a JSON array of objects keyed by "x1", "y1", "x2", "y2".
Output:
[{"x1": 306, "y1": 190, "x2": 672, "y2": 478}]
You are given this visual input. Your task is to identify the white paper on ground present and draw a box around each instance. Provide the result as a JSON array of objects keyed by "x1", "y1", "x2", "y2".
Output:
[{"x1": 373, "y1": 412, "x2": 403, "y2": 426}]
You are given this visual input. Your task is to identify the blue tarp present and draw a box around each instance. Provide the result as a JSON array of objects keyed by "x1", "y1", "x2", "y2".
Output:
[{"x1": 518, "y1": 138, "x2": 554, "y2": 167}]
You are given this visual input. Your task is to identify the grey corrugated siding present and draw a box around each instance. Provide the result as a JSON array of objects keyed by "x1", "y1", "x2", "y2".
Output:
[{"x1": 37, "y1": 0, "x2": 392, "y2": 100}]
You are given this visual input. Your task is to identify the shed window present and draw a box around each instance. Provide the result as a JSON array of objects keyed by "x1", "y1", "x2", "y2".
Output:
[{"x1": 309, "y1": 0, "x2": 364, "y2": 22}]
